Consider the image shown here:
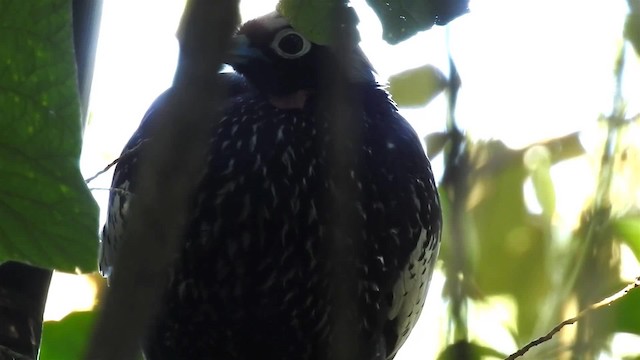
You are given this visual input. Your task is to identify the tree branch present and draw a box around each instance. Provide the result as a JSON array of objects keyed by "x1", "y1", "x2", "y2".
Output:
[
  {"x1": 506, "y1": 275, "x2": 640, "y2": 360},
  {"x1": 83, "y1": 1, "x2": 239, "y2": 359}
]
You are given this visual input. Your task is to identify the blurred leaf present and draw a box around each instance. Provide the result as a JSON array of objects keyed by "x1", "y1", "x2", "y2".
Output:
[
  {"x1": 524, "y1": 145, "x2": 556, "y2": 218},
  {"x1": 0, "y1": 1, "x2": 99, "y2": 272},
  {"x1": 40, "y1": 311, "x2": 95, "y2": 360},
  {"x1": 437, "y1": 340, "x2": 506, "y2": 360},
  {"x1": 366, "y1": 0, "x2": 470, "y2": 44},
  {"x1": 277, "y1": 0, "x2": 350, "y2": 45},
  {"x1": 542, "y1": 132, "x2": 585, "y2": 163},
  {"x1": 612, "y1": 217, "x2": 640, "y2": 260},
  {"x1": 625, "y1": 3, "x2": 640, "y2": 56},
  {"x1": 466, "y1": 141, "x2": 550, "y2": 342},
  {"x1": 389, "y1": 65, "x2": 447, "y2": 108},
  {"x1": 611, "y1": 282, "x2": 640, "y2": 335},
  {"x1": 425, "y1": 131, "x2": 449, "y2": 158}
]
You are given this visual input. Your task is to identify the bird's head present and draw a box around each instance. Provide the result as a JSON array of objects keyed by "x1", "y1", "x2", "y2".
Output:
[{"x1": 225, "y1": 11, "x2": 375, "y2": 108}]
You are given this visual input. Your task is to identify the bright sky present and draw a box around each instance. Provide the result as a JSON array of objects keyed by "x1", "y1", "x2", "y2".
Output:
[{"x1": 44, "y1": 0, "x2": 640, "y2": 358}]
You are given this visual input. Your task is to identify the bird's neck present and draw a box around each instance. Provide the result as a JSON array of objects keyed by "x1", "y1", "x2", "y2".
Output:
[{"x1": 265, "y1": 82, "x2": 393, "y2": 113}]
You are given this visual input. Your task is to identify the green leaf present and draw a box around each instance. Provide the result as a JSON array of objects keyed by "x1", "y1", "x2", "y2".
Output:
[
  {"x1": 40, "y1": 311, "x2": 95, "y2": 360},
  {"x1": 0, "y1": 1, "x2": 99, "y2": 273},
  {"x1": 277, "y1": 0, "x2": 350, "y2": 45},
  {"x1": 366, "y1": 0, "x2": 469, "y2": 44},
  {"x1": 612, "y1": 217, "x2": 640, "y2": 260},
  {"x1": 388, "y1": 65, "x2": 447, "y2": 108}
]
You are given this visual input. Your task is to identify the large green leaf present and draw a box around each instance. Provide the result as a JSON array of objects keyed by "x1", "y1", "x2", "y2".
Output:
[
  {"x1": 278, "y1": 0, "x2": 469, "y2": 45},
  {"x1": 366, "y1": 0, "x2": 469, "y2": 44},
  {"x1": 0, "y1": 0, "x2": 99, "y2": 273},
  {"x1": 40, "y1": 311, "x2": 95, "y2": 360}
]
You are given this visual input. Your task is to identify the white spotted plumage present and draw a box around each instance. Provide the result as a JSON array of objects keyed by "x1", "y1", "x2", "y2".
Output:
[{"x1": 100, "y1": 11, "x2": 441, "y2": 360}]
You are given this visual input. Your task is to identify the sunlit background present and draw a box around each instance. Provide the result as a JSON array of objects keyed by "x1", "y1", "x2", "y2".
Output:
[{"x1": 43, "y1": 0, "x2": 640, "y2": 358}]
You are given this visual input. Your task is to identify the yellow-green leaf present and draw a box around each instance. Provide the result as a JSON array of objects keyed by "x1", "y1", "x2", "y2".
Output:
[
  {"x1": 524, "y1": 145, "x2": 556, "y2": 218},
  {"x1": 425, "y1": 131, "x2": 449, "y2": 158},
  {"x1": 388, "y1": 65, "x2": 447, "y2": 108}
]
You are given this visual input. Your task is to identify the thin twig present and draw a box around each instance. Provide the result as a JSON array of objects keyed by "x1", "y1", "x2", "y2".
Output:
[
  {"x1": 88, "y1": 187, "x2": 134, "y2": 198},
  {"x1": 506, "y1": 275, "x2": 640, "y2": 360},
  {"x1": 84, "y1": 140, "x2": 148, "y2": 184}
]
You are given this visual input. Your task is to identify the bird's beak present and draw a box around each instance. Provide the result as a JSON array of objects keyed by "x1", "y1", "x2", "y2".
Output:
[{"x1": 224, "y1": 34, "x2": 268, "y2": 67}]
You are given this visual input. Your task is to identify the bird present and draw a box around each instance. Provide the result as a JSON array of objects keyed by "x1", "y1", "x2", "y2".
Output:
[{"x1": 100, "y1": 9, "x2": 442, "y2": 360}]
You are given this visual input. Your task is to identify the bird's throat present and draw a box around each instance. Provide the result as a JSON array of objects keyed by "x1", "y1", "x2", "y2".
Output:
[{"x1": 268, "y1": 90, "x2": 311, "y2": 110}]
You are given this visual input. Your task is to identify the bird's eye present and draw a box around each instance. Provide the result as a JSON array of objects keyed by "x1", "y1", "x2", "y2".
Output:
[{"x1": 271, "y1": 29, "x2": 311, "y2": 59}]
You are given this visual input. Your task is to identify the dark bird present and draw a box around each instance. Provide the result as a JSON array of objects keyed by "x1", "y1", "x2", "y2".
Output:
[{"x1": 100, "y1": 10, "x2": 442, "y2": 360}]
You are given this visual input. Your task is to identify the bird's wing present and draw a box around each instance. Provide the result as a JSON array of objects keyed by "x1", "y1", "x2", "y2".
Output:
[{"x1": 99, "y1": 74, "x2": 254, "y2": 279}]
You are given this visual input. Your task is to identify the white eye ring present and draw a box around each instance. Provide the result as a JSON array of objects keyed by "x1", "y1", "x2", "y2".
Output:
[{"x1": 270, "y1": 28, "x2": 311, "y2": 59}]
